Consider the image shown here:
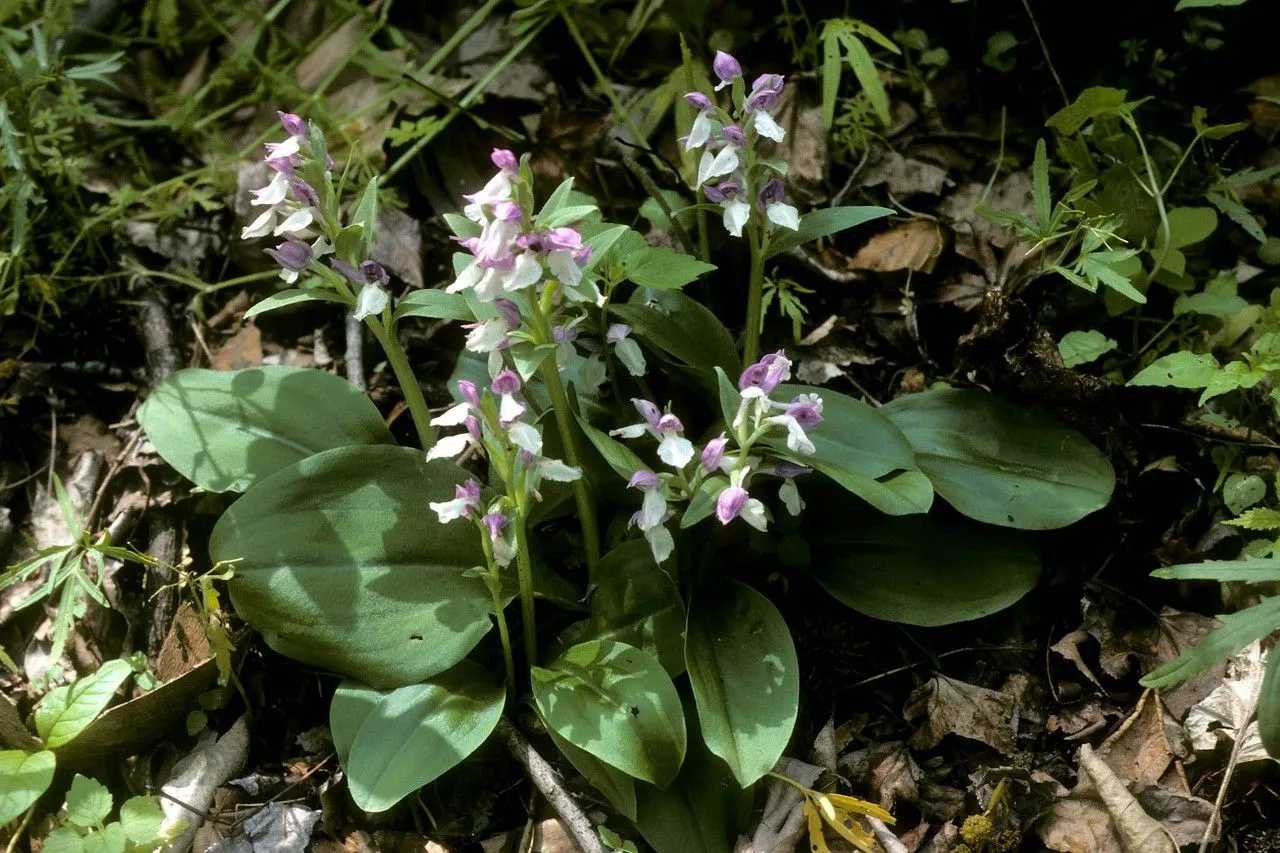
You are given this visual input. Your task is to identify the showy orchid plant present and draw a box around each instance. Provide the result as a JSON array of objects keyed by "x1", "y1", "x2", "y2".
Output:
[{"x1": 138, "y1": 49, "x2": 1117, "y2": 853}]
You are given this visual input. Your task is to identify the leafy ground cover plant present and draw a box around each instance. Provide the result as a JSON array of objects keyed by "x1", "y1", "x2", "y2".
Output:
[{"x1": 132, "y1": 49, "x2": 1119, "y2": 848}]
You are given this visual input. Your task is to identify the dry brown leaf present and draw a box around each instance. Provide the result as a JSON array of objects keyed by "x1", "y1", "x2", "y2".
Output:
[
  {"x1": 1050, "y1": 629, "x2": 1104, "y2": 690},
  {"x1": 840, "y1": 741, "x2": 922, "y2": 811},
  {"x1": 295, "y1": 15, "x2": 366, "y2": 90},
  {"x1": 1036, "y1": 796, "x2": 1123, "y2": 853},
  {"x1": 1185, "y1": 641, "x2": 1272, "y2": 763},
  {"x1": 852, "y1": 220, "x2": 946, "y2": 273},
  {"x1": 859, "y1": 149, "x2": 949, "y2": 197},
  {"x1": 1097, "y1": 690, "x2": 1183, "y2": 789},
  {"x1": 60, "y1": 415, "x2": 122, "y2": 458},
  {"x1": 371, "y1": 207, "x2": 424, "y2": 289},
  {"x1": 1078, "y1": 745, "x2": 1177, "y2": 853},
  {"x1": 213, "y1": 324, "x2": 263, "y2": 371},
  {"x1": 1151, "y1": 608, "x2": 1226, "y2": 719},
  {"x1": 904, "y1": 674, "x2": 1015, "y2": 754}
]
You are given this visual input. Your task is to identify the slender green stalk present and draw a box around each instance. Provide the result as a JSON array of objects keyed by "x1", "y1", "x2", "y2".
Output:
[
  {"x1": 513, "y1": 505, "x2": 538, "y2": 667},
  {"x1": 560, "y1": 10, "x2": 653, "y2": 165},
  {"x1": 480, "y1": 537, "x2": 517, "y2": 697},
  {"x1": 743, "y1": 226, "x2": 767, "y2": 366},
  {"x1": 385, "y1": 24, "x2": 545, "y2": 179},
  {"x1": 5, "y1": 806, "x2": 34, "y2": 853},
  {"x1": 366, "y1": 317, "x2": 435, "y2": 450},
  {"x1": 527, "y1": 295, "x2": 601, "y2": 572}
]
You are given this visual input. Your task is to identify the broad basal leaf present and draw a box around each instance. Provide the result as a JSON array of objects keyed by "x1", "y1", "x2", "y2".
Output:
[
  {"x1": 532, "y1": 640, "x2": 686, "y2": 787},
  {"x1": 211, "y1": 446, "x2": 491, "y2": 688},
  {"x1": 882, "y1": 388, "x2": 1114, "y2": 529},
  {"x1": 35, "y1": 659, "x2": 133, "y2": 749},
  {"x1": 556, "y1": 540, "x2": 687, "y2": 678},
  {"x1": 1128, "y1": 351, "x2": 1221, "y2": 390},
  {"x1": 0, "y1": 750, "x2": 56, "y2": 826},
  {"x1": 331, "y1": 661, "x2": 504, "y2": 813},
  {"x1": 634, "y1": 698, "x2": 753, "y2": 853},
  {"x1": 685, "y1": 581, "x2": 799, "y2": 787},
  {"x1": 544, "y1": 719, "x2": 638, "y2": 821},
  {"x1": 811, "y1": 511, "x2": 1041, "y2": 626},
  {"x1": 139, "y1": 366, "x2": 395, "y2": 492}
]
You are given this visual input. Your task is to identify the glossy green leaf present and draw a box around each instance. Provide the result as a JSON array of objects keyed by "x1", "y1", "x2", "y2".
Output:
[
  {"x1": 621, "y1": 246, "x2": 716, "y2": 290},
  {"x1": 1150, "y1": 559, "x2": 1280, "y2": 583},
  {"x1": 882, "y1": 388, "x2": 1114, "y2": 529},
  {"x1": 763, "y1": 206, "x2": 893, "y2": 259},
  {"x1": 769, "y1": 381, "x2": 931, "y2": 515},
  {"x1": 1128, "y1": 351, "x2": 1221, "y2": 389},
  {"x1": 557, "y1": 540, "x2": 687, "y2": 678},
  {"x1": 118, "y1": 796, "x2": 164, "y2": 844},
  {"x1": 139, "y1": 366, "x2": 395, "y2": 493},
  {"x1": 244, "y1": 288, "x2": 349, "y2": 318},
  {"x1": 1158, "y1": 206, "x2": 1218, "y2": 250},
  {"x1": 1259, "y1": 648, "x2": 1280, "y2": 759},
  {"x1": 634, "y1": 701, "x2": 752, "y2": 853},
  {"x1": 577, "y1": 414, "x2": 645, "y2": 481},
  {"x1": 1046, "y1": 86, "x2": 1128, "y2": 134},
  {"x1": 332, "y1": 662, "x2": 504, "y2": 812},
  {"x1": 212, "y1": 446, "x2": 491, "y2": 688},
  {"x1": 811, "y1": 511, "x2": 1040, "y2": 626},
  {"x1": 1141, "y1": 596, "x2": 1280, "y2": 688},
  {"x1": 532, "y1": 640, "x2": 686, "y2": 786},
  {"x1": 65, "y1": 774, "x2": 112, "y2": 828},
  {"x1": 35, "y1": 659, "x2": 133, "y2": 748},
  {"x1": 544, "y1": 720, "x2": 637, "y2": 820},
  {"x1": 1058, "y1": 330, "x2": 1117, "y2": 368},
  {"x1": 0, "y1": 749, "x2": 56, "y2": 826},
  {"x1": 1032, "y1": 139, "x2": 1051, "y2": 230},
  {"x1": 393, "y1": 289, "x2": 474, "y2": 322},
  {"x1": 685, "y1": 581, "x2": 799, "y2": 787},
  {"x1": 613, "y1": 290, "x2": 739, "y2": 378}
]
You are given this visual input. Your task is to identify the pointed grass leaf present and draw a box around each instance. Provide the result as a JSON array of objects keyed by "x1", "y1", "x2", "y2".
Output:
[
  {"x1": 838, "y1": 32, "x2": 890, "y2": 126},
  {"x1": 1259, "y1": 648, "x2": 1280, "y2": 759},
  {"x1": 1141, "y1": 596, "x2": 1280, "y2": 688},
  {"x1": 244, "y1": 288, "x2": 349, "y2": 319},
  {"x1": 685, "y1": 581, "x2": 799, "y2": 787},
  {"x1": 763, "y1": 206, "x2": 893, "y2": 259},
  {"x1": 881, "y1": 388, "x2": 1114, "y2": 529},
  {"x1": 1033, "y1": 139, "x2": 1051, "y2": 230},
  {"x1": 333, "y1": 662, "x2": 505, "y2": 813},
  {"x1": 138, "y1": 366, "x2": 395, "y2": 493},
  {"x1": 0, "y1": 749, "x2": 56, "y2": 826},
  {"x1": 821, "y1": 26, "x2": 842, "y2": 129},
  {"x1": 35, "y1": 659, "x2": 133, "y2": 748},
  {"x1": 532, "y1": 640, "x2": 686, "y2": 787},
  {"x1": 1151, "y1": 559, "x2": 1280, "y2": 583},
  {"x1": 393, "y1": 289, "x2": 474, "y2": 322},
  {"x1": 811, "y1": 511, "x2": 1040, "y2": 626},
  {"x1": 211, "y1": 446, "x2": 491, "y2": 688}
]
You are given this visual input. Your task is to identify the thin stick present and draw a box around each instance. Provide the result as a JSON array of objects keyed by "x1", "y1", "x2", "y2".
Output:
[
  {"x1": 496, "y1": 719, "x2": 606, "y2": 853},
  {"x1": 1020, "y1": 0, "x2": 1068, "y2": 107},
  {"x1": 1198, "y1": 668, "x2": 1263, "y2": 852},
  {"x1": 868, "y1": 816, "x2": 908, "y2": 853}
]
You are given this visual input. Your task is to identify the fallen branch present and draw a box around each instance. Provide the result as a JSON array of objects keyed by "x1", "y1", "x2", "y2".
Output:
[{"x1": 496, "y1": 718, "x2": 606, "y2": 853}]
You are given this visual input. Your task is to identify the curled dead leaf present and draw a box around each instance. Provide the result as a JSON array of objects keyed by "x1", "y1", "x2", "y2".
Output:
[{"x1": 852, "y1": 220, "x2": 946, "y2": 273}]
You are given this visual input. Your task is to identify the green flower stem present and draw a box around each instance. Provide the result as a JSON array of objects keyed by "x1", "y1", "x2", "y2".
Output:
[
  {"x1": 743, "y1": 225, "x2": 768, "y2": 366},
  {"x1": 560, "y1": 10, "x2": 653, "y2": 168},
  {"x1": 479, "y1": 536, "x2": 517, "y2": 697},
  {"x1": 513, "y1": 502, "x2": 538, "y2": 667},
  {"x1": 365, "y1": 317, "x2": 436, "y2": 450},
  {"x1": 527, "y1": 293, "x2": 602, "y2": 573}
]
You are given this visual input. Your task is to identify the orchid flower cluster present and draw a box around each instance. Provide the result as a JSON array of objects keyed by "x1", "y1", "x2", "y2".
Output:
[
  {"x1": 685, "y1": 51, "x2": 800, "y2": 238},
  {"x1": 611, "y1": 350, "x2": 822, "y2": 564},
  {"x1": 241, "y1": 111, "x2": 392, "y2": 321},
  {"x1": 428, "y1": 372, "x2": 581, "y2": 567}
]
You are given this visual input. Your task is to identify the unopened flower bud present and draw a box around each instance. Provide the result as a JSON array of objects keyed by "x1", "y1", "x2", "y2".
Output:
[{"x1": 713, "y1": 51, "x2": 742, "y2": 87}]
